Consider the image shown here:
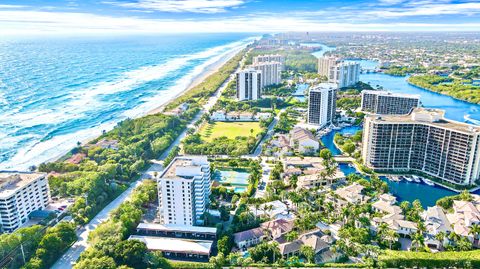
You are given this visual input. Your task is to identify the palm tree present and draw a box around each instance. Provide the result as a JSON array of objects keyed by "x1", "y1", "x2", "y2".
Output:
[
  {"x1": 385, "y1": 229, "x2": 399, "y2": 249},
  {"x1": 469, "y1": 224, "x2": 480, "y2": 246},
  {"x1": 254, "y1": 202, "x2": 260, "y2": 221},
  {"x1": 435, "y1": 231, "x2": 447, "y2": 250},
  {"x1": 411, "y1": 232, "x2": 424, "y2": 252}
]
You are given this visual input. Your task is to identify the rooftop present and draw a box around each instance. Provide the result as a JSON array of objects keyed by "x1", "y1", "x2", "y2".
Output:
[
  {"x1": 137, "y1": 223, "x2": 217, "y2": 234},
  {"x1": 310, "y1": 83, "x2": 338, "y2": 92},
  {"x1": 129, "y1": 235, "x2": 213, "y2": 255},
  {"x1": 160, "y1": 156, "x2": 208, "y2": 179},
  {"x1": 362, "y1": 90, "x2": 420, "y2": 99},
  {"x1": 367, "y1": 107, "x2": 480, "y2": 134},
  {"x1": 0, "y1": 172, "x2": 46, "y2": 199}
]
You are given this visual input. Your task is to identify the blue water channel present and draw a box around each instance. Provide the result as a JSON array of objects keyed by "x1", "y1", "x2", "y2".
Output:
[{"x1": 311, "y1": 45, "x2": 480, "y2": 207}]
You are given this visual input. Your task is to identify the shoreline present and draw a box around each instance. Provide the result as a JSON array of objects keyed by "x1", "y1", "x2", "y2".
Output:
[
  {"x1": 147, "y1": 46, "x2": 243, "y2": 115},
  {"x1": 34, "y1": 43, "x2": 248, "y2": 167}
]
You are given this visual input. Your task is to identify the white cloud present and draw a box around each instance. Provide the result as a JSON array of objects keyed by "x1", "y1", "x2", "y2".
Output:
[
  {"x1": 368, "y1": 2, "x2": 480, "y2": 18},
  {"x1": 1, "y1": 9, "x2": 479, "y2": 36},
  {"x1": 0, "y1": 4, "x2": 27, "y2": 9},
  {"x1": 105, "y1": 0, "x2": 247, "y2": 13}
]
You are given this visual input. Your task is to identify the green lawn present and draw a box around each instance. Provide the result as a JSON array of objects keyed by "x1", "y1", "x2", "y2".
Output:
[{"x1": 199, "y1": 121, "x2": 262, "y2": 142}]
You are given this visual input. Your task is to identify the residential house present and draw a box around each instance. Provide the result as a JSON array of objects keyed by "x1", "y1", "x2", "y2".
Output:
[
  {"x1": 233, "y1": 227, "x2": 265, "y2": 250},
  {"x1": 289, "y1": 127, "x2": 320, "y2": 154},
  {"x1": 423, "y1": 205, "x2": 452, "y2": 249},
  {"x1": 446, "y1": 200, "x2": 480, "y2": 241}
]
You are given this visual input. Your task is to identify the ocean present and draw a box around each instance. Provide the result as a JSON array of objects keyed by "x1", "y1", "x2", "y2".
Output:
[{"x1": 0, "y1": 34, "x2": 254, "y2": 170}]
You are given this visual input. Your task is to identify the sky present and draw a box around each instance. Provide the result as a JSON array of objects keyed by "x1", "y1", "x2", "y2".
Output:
[{"x1": 0, "y1": 0, "x2": 480, "y2": 35}]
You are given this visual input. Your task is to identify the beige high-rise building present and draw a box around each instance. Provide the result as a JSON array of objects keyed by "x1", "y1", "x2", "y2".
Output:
[
  {"x1": 318, "y1": 57, "x2": 360, "y2": 88},
  {"x1": 361, "y1": 90, "x2": 420, "y2": 115},
  {"x1": 362, "y1": 108, "x2": 480, "y2": 186},
  {"x1": 252, "y1": 61, "x2": 282, "y2": 88},
  {"x1": 307, "y1": 83, "x2": 337, "y2": 127}
]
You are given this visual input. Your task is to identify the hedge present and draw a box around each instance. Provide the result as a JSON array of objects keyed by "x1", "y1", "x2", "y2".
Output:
[{"x1": 378, "y1": 250, "x2": 480, "y2": 268}]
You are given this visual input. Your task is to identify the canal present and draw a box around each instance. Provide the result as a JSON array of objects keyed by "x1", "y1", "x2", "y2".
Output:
[{"x1": 308, "y1": 44, "x2": 480, "y2": 207}]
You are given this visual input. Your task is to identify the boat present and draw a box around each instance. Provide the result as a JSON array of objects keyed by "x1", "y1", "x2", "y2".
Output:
[
  {"x1": 412, "y1": 175, "x2": 421, "y2": 183},
  {"x1": 404, "y1": 176, "x2": 413, "y2": 182},
  {"x1": 391, "y1": 176, "x2": 400, "y2": 182},
  {"x1": 422, "y1": 177, "x2": 435, "y2": 186}
]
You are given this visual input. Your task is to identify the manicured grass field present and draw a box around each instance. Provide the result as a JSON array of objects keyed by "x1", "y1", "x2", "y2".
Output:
[{"x1": 199, "y1": 121, "x2": 262, "y2": 142}]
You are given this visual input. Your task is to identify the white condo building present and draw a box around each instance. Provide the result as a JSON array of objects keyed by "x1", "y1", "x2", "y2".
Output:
[
  {"x1": 362, "y1": 108, "x2": 480, "y2": 186},
  {"x1": 253, "y1": 61, "x2": 282, "y2": 88},
  {"x1": 361, "y1": 90, "x2": 420, "y2": 115},
  {"x1": 157, "y1": 156, "x2": 211, "y2": 226},
  {"x1": 0, "y1": 172, "x2": 51, "y2": 233},
  {"x1": 236, "y1": 68, "x2": 262, "y2": 101},
  {"x1": 253, "y1": 54, "x2": 285, "y2": 70},
  {"x1": 307, "y1": 83, "x2": 337, "y2": 127},
  {"x1": 318, "y1": 56, "x2": 360, "y2": 88}
]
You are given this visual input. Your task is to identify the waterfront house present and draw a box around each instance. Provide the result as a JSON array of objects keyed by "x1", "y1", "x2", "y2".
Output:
[
  {"x1": 422, "y1": 205, "x2": 452, "y2": 249},
  {"x1": 446, "y1": 200, "x2": 480, "y2": 241},
  {"x1": 334, "y1": 182, "x2": 366, "y2": 204}
]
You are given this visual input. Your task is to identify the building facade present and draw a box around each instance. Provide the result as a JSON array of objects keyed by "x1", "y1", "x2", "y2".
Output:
[
  {"x1": 0, "y1": 172, "x2": 50, "y2": 233},
  {"x1": 252, "y1": 61, "x2": 282, "y2": 88},
  {"x1": 253, "y1": 54, "x2": 285, "y2": 70},
  {"x1": 236, "y1": 68, "x2": 262, "y2": 101},
  {"x1": 318, "y1": 57, "x2": 360, "y2": 88},
  {"x1": 361, "y1": 90, "x2": 420, "y2": 115},
  {"x1": 362, "y1": 108, "x2": 480, "y2": 186},
  {"x1": 157, "y1": 156, "x2": 211, "y2": 226},
  {"x1": 307, "y1": 83, "x2": 337, "y2": 127}
]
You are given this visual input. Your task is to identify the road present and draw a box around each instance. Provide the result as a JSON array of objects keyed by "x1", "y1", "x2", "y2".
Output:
[{"x1": 51, "y1": 51, "x2": 247, "y2": 269}]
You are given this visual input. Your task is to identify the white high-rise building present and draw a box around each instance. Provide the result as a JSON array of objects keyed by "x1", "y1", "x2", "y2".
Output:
[
  {"x1": 0, "y1": 172, "x2": 51, "y2": 233},
  {"x1": 253, "y1": 62, "x2": 282, "y2": 88},
  {"x1": 361, "y1": 90, "x2": 420, "y2": 115},
  {"x1": 318, "y1": 57, "x2": 360, "y2": 88},
  {"x1": 307, "y1": 83, "x2": 337, "y2": 127},
  {"x1": 362, "y1": 108, "x2": 480, "y2": 186},
  {"x1": 157, "y1": 156, "x2": 211, "y2": 226},
  {"x1": 236, "y1": 68, "x2": 262, "y2": 101},
  {"x1": 253, "y1": 54, "x2": 285, "y2": 70}
]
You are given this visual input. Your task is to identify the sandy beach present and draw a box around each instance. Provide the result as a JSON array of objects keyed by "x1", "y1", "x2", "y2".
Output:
[{"x1": 147, "y1": 46, "x2": 243, "y2": 115}]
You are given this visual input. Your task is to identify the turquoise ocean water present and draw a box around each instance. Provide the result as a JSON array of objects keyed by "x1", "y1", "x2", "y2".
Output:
[{"x1": 0, "y1": 34, "x2": 254, "y2": 169}]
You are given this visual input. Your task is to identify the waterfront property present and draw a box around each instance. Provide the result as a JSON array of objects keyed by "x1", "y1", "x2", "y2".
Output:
[
  {"x1": 307, "y1": 83, "x2": 337, "y2": 128},
  {"x1": 236, "y1": 68, "x2": 262, "y2": 101},
  {"x1": 0, "y1": 172, "x2": 51, "y2": 233},
  {"x1": 362, "y1": 108, "x2": 480, "y2": 187},
  {"x1": 156, "y1": 156, "x2": 211, "y2": 226},
  {"x1": 289, "y1": 127, "x2": 320, "y2": 154},
  {"x1": 361, "y1": 90, "x2": 420, "y2": 115},
  {"x1": 317, "y1": 56, "x2": 360, "y2": 88}
]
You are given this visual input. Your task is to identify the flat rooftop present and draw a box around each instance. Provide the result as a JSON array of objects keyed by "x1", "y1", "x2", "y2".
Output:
[
  {"x1": 362, "y1": 90, "x2": 420, "y2": 99},
  {"x1": 0, "y1": 172, "x2": 46, "y2": 199},
  {"x1": 368, "y1": 108, "x2": 480, "y2": 134},
  {"x1": 137, "y1": 223, "x2": 217, "y2": 234},
  {"x1": 160, "y1": 156, "x2": 207, "y2": 179},
  {"x1": 129, "y1": 235, "x2": 213, "y2": 255},
  {"x1": 310, "y1": 83, "x2": 338, "y2": 91}
]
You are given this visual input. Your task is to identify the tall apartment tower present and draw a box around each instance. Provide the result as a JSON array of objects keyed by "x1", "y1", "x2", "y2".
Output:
[
  {"x1": 361, "y1": 90, "x2": 420, "y2": 115},
  {"x1": 252, "y1": 61, "x2": 282, "y2": 88},
  {"x1": 0, "y1": 172, "x2": 51, "y2": 233},
  {"x1": 157, "y1": 156, "x2": 211, "y2": 226},
  {"x1": 362, "y1": 108, "x2": 480, "y2": 186},
  {"x1": 307, "y1": 83, "x2": 337, "y2": 127},
  {"x1": 236, "y1": 68, "x2": 262, "y2": 101},
  {"x1": 253, "y1": 54, "x2": 285, "y2": 70},
  {"x1": 318, "y1": 56, "x2": 360, "y2": 88}
]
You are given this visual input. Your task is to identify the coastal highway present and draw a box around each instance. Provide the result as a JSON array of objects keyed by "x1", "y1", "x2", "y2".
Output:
[{"x1": 51, "y1": 50, "x2": 245, "y2": 269}]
